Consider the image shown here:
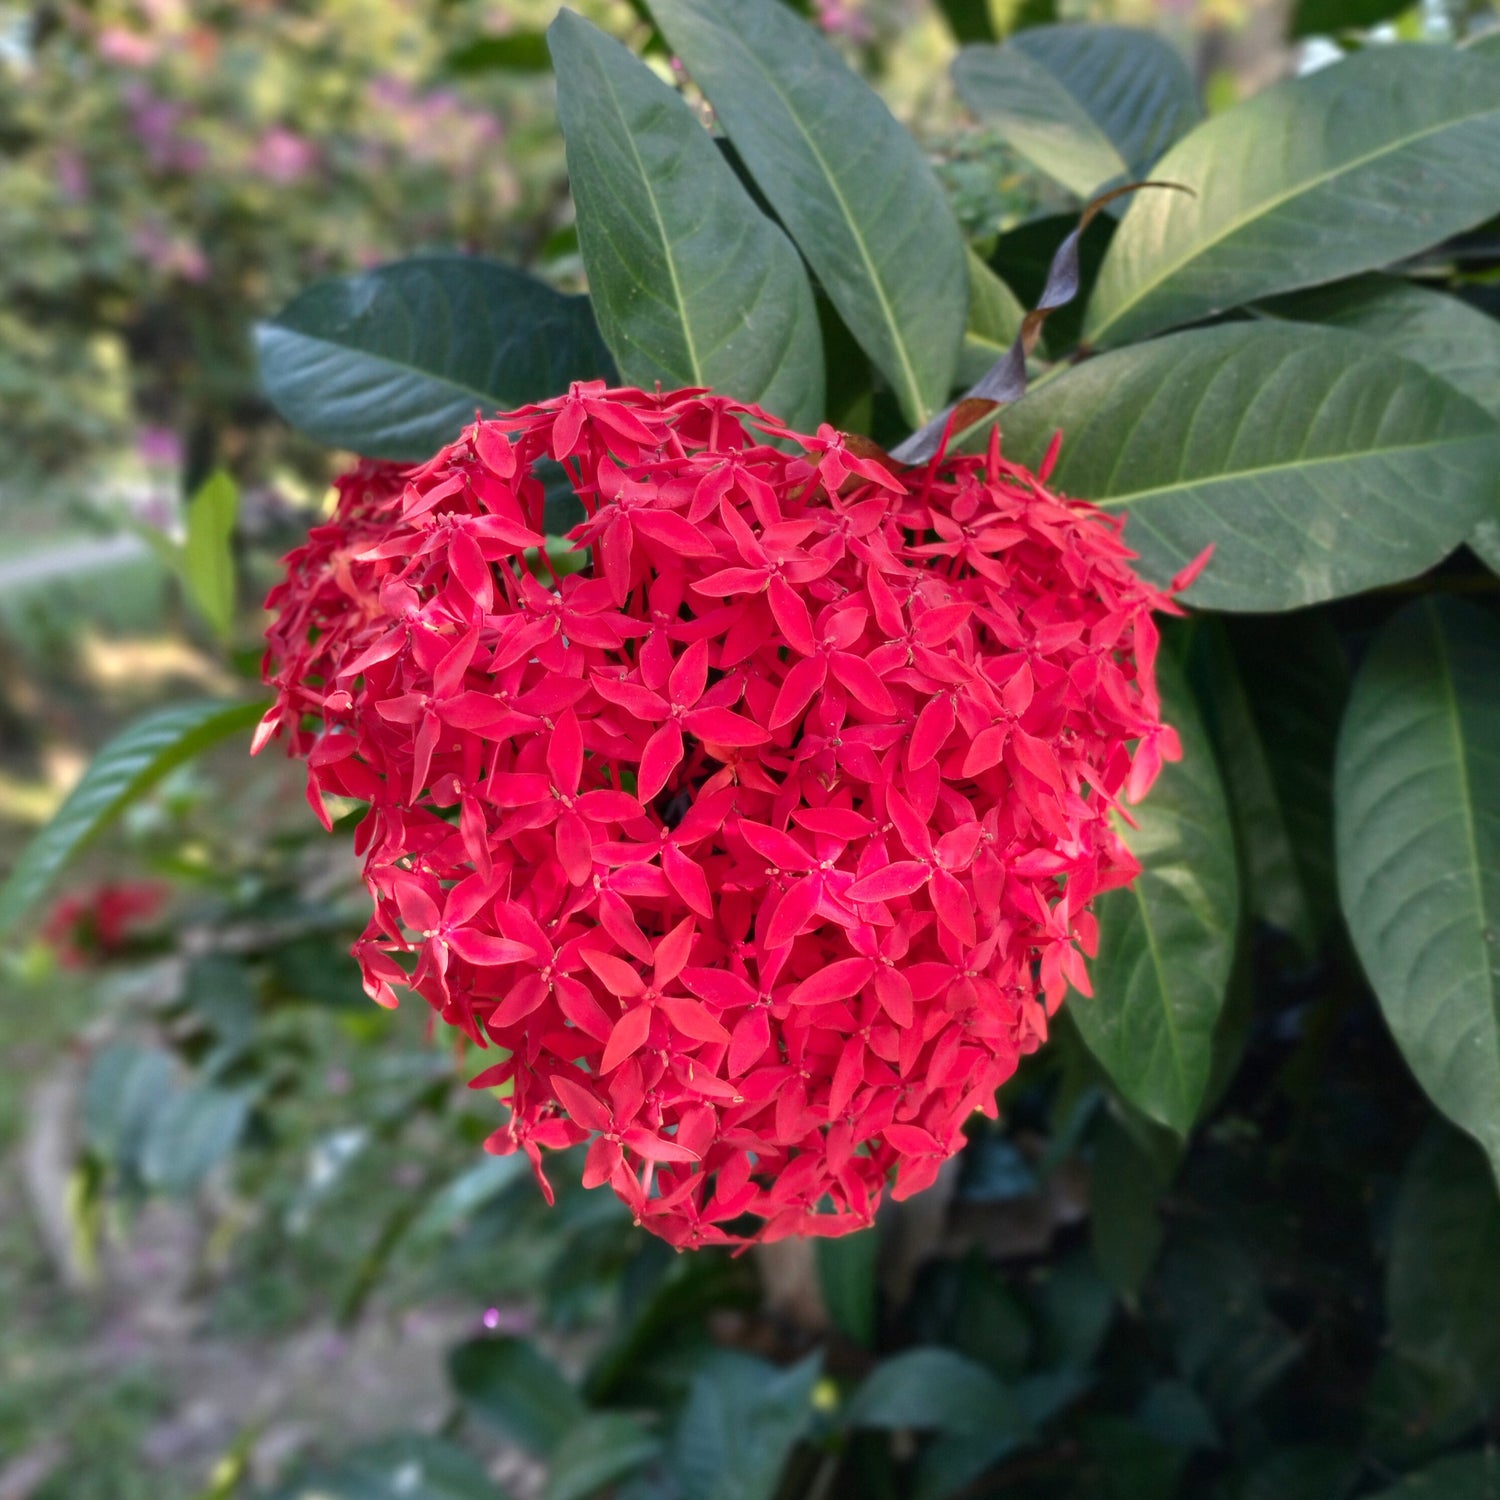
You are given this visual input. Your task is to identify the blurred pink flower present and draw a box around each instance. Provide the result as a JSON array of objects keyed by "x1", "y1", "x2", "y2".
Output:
[
  {"x1": 815, "y1": 0, "x2": 872, "y2": 41},
  {"x1": 137, "y1": 425, "x2": 183, "y2": 469},
  {"x1": 131, "y1": 219, "x2": 209, "y2": 282},
  {"x1": 249, "y1": 127, "x2": 321, "y2": 185},
  {"x1": 98, "y1": 26, "x2": 159, "y2": 68}
]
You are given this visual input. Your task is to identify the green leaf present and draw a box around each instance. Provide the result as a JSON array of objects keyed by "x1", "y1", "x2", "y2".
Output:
[
  {"x1": 953, "y1": 26, "x2": 1200, "y2": 200},
  {"x1": 544, "y1": 1413, "x2": 661, "y2": 1500},
  {"x1": 1069, "y1": 650, "x2": 1238, "y2": 1134},
  {"x1": 1255, "y1": 275, "x2": 1500, "y2": 575},
  {"x1": 1190, "y1": 616, "x2": 1348, "y2": 955},
  {"x1": 1260, "y1": 275, "x2": 1500, "y2": 422},
  {"x1": 1088, "y1": 1106, "x2": 1171, "y2": 1297},
  {"x1": 256, "y1": 256, "x2": 615, "y2": 461},
  {"x1": 1387, "y1": 1124, "x2": 1500, "y2": 1406},
  {"x1": 270, "y1": 1434, "x2": 505, "y2": 1500},
  {"x1": 1085, "y1": 46, "x2": 1500, "y2": 348},
  {"x1": 995, "y1": 322, "x2": 1500, "y2": 611},
  {"x1": 1230, "y1": 1447, "x2": 1360, "y2": 1500},
  {"x1": 446, "y1": 32, "x2": 552, "y2": 72},
  {"x1": 410, "y1": 1154, "x2": 530, "y2": 1244},
  {"x1": 182, "y1": 469, "x2": 237, "y2": 641},
  {"x1": 816, "y1": 1227, "x2": 878, "y2": 1348},
  {"x1": 936, "y1": 0, "x2": 996, "y2": 43},
  {"x1": 1369, "y1": 1451, "x2": 1500, "y2": 1499},
  {"x1": 547, "y1": 11, "x2": 823, "y2": 433},
  {"x1": 140, "y1": 1085, "x2": 253, "y2": 1195},
  {"x1": 842, "y1": 1348, "x2": 1026, "y2": 1437},
  {"x1": 82, "y1": 1045, "x2": 173, "y2": 1166},
  {"x1": 669, "y1": 1350, "x2": 820, "y2": 1500},
  {"x1": 1290, "y1": 0, "x2": 1411, "y2": 37},
  {"x1": 448, "y1": 1337, "x2": 589, "y2": 1456},
  {"x1": 0, "y1": 698, "x2": 266, "y2": 937},
  {"x1": 643, "y1": 0, "x2": 966, "y2": 427},
  {"x1": 956, "y1": 249, "x2": 1026, "y2": 387},
  {"x1": 1334, "y1": 598, "x2": 1500, "y2": 1182}
]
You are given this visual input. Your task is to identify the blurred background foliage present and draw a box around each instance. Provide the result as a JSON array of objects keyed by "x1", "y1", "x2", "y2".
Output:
[{"x1": 2, "y1": 1, "x2": 1499, "y2": 1498}]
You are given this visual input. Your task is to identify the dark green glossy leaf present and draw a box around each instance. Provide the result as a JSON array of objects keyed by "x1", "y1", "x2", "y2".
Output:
[
  {"x1": 1086, "y1": 46, "x2": 1500, "y2": 348},
  {"x1": 270, "y1": 1435, "x2": 504, "y2": 1500},
  {"x1": 1260, "y1": 275, "x2": 1500, "y2": 422},
  {"x1": 645, "y1": 0, "x2": 966, "y2": 427},
  {"x1": 1335, "y1": 599, "x2": 1500, "y2": 1181},
  {"x1": 182, "y1": 469, "x2": 237, "y2": 640},
  {"x1": 449, "y1": 1337, "x2": 588, "y2": 1455},
  {"x1": 0, "y1": 698, "x2": 266, "y2": 937},
  {"x1": 544, "y1": 1413, "x2": 661, "y2": 1500},
  {"x1": 1191, "y1": 615, "x2": 1348, "y2": 955},
  {"x1": 816, "y1": 1228, "x2": 878, "y2": 1348},
  {"x1": 1257, "y1": 275, "x2": 1500, "y2": 573},
  {"x1": 954, "y1": 26, "x2": 1200, "y2": 199},
  {"x1": 842, "y1": 1347, "x2": 1026, "y2": 1437},
  {"x1": 256, "y1": 256, "x2": 615, "y2": 461},
  {"x1": 1388, "y1": 1125, "x2": 1500, "y2": 1405},
  {"x1": 1370, "y1": 1451, "x2": 1500, "y2": 1499},
  {"x1": 995, "y1": 323, "x2": 1500, "y2": 611},
  {"x1": 1070, "y1": 651, "x2": 1238, "y2": 1133},
  {"x1": 549, "y1": 11, "x2": 823, "y2": 432},
  {"x1": 669, "y1": 1350, "x2": 820, "y2": 1500}
]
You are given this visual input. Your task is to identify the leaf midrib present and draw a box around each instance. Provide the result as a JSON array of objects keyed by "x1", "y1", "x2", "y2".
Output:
[
  {"x1": 1090, "y1": 85, "x2": 1500, "y2": 344},
  {"x1": 1425, "y1": 601, "x2": 1500, "y2": 1105},
  {"x1": 679, "y1": 8, "x2": 926, "y2": 421},
  {"x1": 1087, "y1": 427, "x2": 1489, "y2": 512}
]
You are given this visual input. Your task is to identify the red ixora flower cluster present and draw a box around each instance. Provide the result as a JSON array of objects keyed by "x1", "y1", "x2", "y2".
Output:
[
  {"x1": 258, "y1": 382, "x2": 1196, "y2": 1247},
  {"x1": 43, "y1": 880, "x2": 168, "y2": 967}
]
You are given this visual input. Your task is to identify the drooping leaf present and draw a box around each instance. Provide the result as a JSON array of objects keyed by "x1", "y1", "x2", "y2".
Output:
[
  {"x1": 256, "y1": 256, "x2": 615, "y2": 461},
  {"x1": 669, "y1": 1350, "x2": 820, "y2": 1500},
  {"x1": 953, "y1": 26, "x2": 1200, "y2": 200},
  {"x1": 1369, "y1": 1451, "x2": 1500, "y2": 1499},
  {"x1": 1085, "y1": 46, "x2": 1500, "y2": 348},
  {"x1": 1189, "y1": 615, "x2": 1348, "y2": 955},
  {"x1": 1335, "y1": 598, "x2": 1500, "y2": 1182},
  {"x1": 1387, "y1": 1124, "x2": 1500, "y2": 1409},
  {"x1": 270, "y1": 1434, "x2": 505, "y2": 1500},
  {"x1": 989, "y1": 209, "x2": 1115, "y2": 358},
  {"x1": 644, "y1": 0, "x2": 967, "y2": 428},
  {"x1": 182, "y1": 469, "x2": 237, "y2": 640},
  {"x1": 816, "y1": 1227, "x2": 878, "y2": 1348},
  {"x1": 0, "y1": 698, "x2": 267, "y2": 937},
  {"x1": 548, "y1": 11, "x2": 823, "y2": 433},
  {"x1": 1069, "y1": 651, "x2": 1239, "y2": 1134},
  {"x1": 544, "y1": 1413, "x2": 661, "y2": 1500},
  {"x1": 1259, "y1": 275, "x2": 1500, "y2": 422},
  {"x1": 994, "y1": 322, "x2": 1500, "y2": 611},
  {"x1": 842, "y1": 1348, "x2": 1026, "y2": 1437},
  {"x1": 448, "y1": 1337, "x2": 589, "y2": 1456}
]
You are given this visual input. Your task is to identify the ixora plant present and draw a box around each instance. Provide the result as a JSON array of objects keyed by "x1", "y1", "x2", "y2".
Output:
[{"x1": 7, "y1": 3, "x2": 1500, "y2": 1256}]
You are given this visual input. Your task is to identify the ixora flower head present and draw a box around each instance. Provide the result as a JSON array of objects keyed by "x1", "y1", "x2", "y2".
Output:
[{"x1": 257, "y1": 381, "x2": 1200, "y2": 1247}]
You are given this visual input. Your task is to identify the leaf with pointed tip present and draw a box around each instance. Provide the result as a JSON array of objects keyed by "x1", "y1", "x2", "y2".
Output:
[
  {"x1": 954, "y1": 26, "x2": 1200, "y2": 201},
  {"x1": 548, "y1": 10, "x2": 823, "y2": 433},
  {"x1": 257, "y1": 257, "x2": 615, "y2": 461},
  {"x1": 644, "y1": 0, "x2": 966, "y2": 428},
  {"x1": 1069, "y1": 652, "x2": 1239, "y2": 1135},
  {"x1": 995, "y1": 322, "x2": 1500, "y2": 611},
  {"x1": 0, "y1": 698, "x2": 266, "y2": 938},
  {"x1": 182, "y1": 469, "x2": 237, "y2": 641},
  {"x1": 1086, "y1": 46, "x2": 1500, "y2": 348},
  {"x1": 1335, "y1": 598, "x2": 1500, "y2": 1184}
]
